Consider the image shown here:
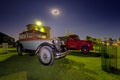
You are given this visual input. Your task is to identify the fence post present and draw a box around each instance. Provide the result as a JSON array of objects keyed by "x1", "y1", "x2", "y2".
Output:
[
  {"x1": 101, "y1": 45, "x2": 117, "y2": 73},
  {"x1": 2, "y1": 43, "x2": 8, "y2": 53}
]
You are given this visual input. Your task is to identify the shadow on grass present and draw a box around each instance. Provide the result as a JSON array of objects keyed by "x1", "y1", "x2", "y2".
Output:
[
  {"x1": 0, "y1": 52, "x2": 8, "y2": 55},
  {"x1": 8, "y1": 49, "x2": 17, "y2": 52},
  {"x1": 69, "y1": 51, "x2": 101, "y2": 57},
  {"x1": 112, "y1": 68, "x2": 120, "y2": 75},
  {"x1": 0, "y1": 49, "x2": 17, "y2": 55},
  {"x1": 0, "y1": 54, "x2": 98, "y2": 80}
]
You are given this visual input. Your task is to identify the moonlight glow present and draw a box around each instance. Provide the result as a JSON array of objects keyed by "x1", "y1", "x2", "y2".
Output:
[
  {"x1": 36, "y1": 21, "x2": 42, "y2": 26},
  {"x1": 51, "y1": 9, "x2": 60, "y2": 16}
]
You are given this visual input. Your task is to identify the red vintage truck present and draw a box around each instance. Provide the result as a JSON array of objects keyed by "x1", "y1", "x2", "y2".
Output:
[{"x1": 59, "y1": 34, "x2": 93, "y2": 54}]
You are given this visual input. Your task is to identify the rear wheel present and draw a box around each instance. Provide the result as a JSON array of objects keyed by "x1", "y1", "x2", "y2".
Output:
[
  {"x1": 81, "y1": 46, "x2": 89, "y2": 54},
  {"x1": 17, "y1": 45, "x2": 23, "y2": 56},
  {"x1": 38, "y1": 46, "x2": 54, "y2": 66}
]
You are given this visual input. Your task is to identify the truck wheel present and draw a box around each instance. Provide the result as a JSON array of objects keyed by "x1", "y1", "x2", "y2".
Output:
[
  {"x1": 17, "y1": 45, "x2": 22, "y2": 56},
  {"x1": 81, "y1": 46, "x2": 89, "y2": 54},
  {"x1": 38, "y1": 46, "x2": 54, "y2": 66}
]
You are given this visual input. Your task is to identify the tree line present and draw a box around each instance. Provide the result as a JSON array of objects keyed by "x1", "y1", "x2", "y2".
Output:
[{"x1": 86, "y1": 36, "x2": 120, "y2": 46}]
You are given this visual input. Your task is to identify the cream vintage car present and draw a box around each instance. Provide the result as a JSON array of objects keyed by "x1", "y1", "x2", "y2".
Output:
[{"x1": 17, "y1": 30, "x2": 68, "y2": 66}]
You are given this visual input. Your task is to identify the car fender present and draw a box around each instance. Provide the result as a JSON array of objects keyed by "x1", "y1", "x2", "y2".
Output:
[{"x1": 35, "y1": 42, "x2": 55, "y2": 54}]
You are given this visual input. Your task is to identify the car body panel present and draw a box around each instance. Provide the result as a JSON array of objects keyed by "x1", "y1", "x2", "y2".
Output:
[{"x1": 19, "y1": 39, "x2": 53, "y2": 50}]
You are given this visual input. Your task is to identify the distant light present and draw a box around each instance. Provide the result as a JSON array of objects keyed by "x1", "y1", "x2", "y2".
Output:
[
  {"x1": 36, "y1": 21, "x2": 43, "y2": 26},
  {"x1": 51, "y1": 9, "x2": 60, "y2": 16},
  {"x1": 40, "y1": 27, "x2": 45, "y2": 32}
]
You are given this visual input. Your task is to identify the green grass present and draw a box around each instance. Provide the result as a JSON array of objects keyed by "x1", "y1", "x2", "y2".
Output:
[{"x1": 0, "y1": 47, "x2": 120, "y2": 80}]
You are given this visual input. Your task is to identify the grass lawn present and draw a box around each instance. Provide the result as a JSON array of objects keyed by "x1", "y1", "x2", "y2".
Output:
[{"x1": 0, "y1": 47, "x2": 120, "y2": 80}]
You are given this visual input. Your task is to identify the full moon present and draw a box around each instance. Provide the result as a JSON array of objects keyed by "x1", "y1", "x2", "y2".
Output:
[{"x1": 51, "y1": 9, "x2": 60, "y2": 16}]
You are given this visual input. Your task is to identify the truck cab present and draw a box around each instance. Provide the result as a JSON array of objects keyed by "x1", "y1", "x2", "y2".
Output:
[
  {"x1": 65, "y1": 34, "x2": 93, "y2": 54},
  {"x1": 66, "y1": 34, "x2": 80, "y2": 50}
]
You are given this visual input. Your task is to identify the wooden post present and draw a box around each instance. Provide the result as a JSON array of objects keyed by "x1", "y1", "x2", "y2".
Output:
[{"x1": 2, "y1": 43, "x2": 8, "y2": 53}]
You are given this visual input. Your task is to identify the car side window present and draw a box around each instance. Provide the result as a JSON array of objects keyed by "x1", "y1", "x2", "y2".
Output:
[
  {"x1": 19, "y1": 33, "x2": 26, "y2": 39},
  {"x1": 35, "y1": 32, "x2": 41, "y2": 38},
  {"x1": 27, "y1": 32, "x2": 33, "y2": 38},
  {"x1": 35, "y1": 32, "x2": 46, "y2": 38}
]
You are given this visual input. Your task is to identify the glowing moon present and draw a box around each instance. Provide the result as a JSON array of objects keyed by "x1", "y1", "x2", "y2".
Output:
[{"x1": 51, "y1": 9, "x2": 60, "y2": 16}]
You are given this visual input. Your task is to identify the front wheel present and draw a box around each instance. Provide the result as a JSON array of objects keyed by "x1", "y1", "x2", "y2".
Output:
[
  {"x1": 81, "y1": 46, "x2": 89, "y2": 54},
  {"x1": 17, "y1": 45, "x2": 23, "y2": 56},
  {"x1": 38, "y1": 46, "x2": 54, "y2": 66}
]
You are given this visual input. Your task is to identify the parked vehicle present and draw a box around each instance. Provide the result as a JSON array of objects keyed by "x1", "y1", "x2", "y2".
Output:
[
  {"x1": 59, "y1": 34, "x2": 93, "y2": 54},
  {"x1": 17, "y1": 30, "x2": 68, "y2": 66}
]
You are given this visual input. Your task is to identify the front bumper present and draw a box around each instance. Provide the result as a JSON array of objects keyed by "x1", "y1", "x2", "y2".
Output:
[{"x1": 55, "y1": 51, "x2": 69, "y2": 58}]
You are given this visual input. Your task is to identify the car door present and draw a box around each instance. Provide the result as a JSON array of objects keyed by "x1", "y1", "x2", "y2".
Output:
[{"x1": 68, "y1": 37, "x2": 79, "y2": 49}]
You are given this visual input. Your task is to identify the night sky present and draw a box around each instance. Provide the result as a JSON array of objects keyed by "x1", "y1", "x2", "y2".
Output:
[{"x1": 1, "y1": 0, "x2": 120, "y2": 40}]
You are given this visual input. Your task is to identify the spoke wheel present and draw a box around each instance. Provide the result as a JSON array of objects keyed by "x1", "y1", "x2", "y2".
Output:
[
  {"x1": 81, "y1": 46, "x2": 89, "y2": 54},
  {"x1": 38, "y1": 46, "x2": 54, "y2": 66}
]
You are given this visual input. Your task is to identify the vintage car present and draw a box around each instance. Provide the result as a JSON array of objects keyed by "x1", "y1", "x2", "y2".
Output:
[
  {"x1": 17, "y1": 30, "x2": 68, "y2": 66},
  {"x1": 59, "y1": 34, "x2": 93, "y2": 54}
]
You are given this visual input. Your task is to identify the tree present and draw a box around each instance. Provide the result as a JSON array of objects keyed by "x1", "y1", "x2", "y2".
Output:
[
  {"x1": 97, "y1": 37, "x2": 102, "y2": 45},
  {"x1": 104, "y1": 37, "x2": 107, "y2": 46},
  {"x1": 117, "y1": 38, "x2": 120, "y2": 45},
  {"x1": 86, "y1": 36, "x2": 92, "y2": 41},
  {"x1": 93, "y1": 38, "x2": 97, "y2": 44},
  {"x1": 108, "y1": 37, "x2": 113, "y2": 46}
]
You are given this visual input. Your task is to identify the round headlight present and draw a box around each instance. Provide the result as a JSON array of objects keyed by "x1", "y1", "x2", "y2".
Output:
[
  {"x1": 53, "y1": 38, "x2": 60, "y2": 44},
  {"x1": 52, "y1": 38, "x2": 61, "y2": 51},
  {"x1": 61, "y1": 40, "x2": 65, "y2": 45},
  {"x1": 54, "y1": 39, "x2": 59, "y2": 44}
]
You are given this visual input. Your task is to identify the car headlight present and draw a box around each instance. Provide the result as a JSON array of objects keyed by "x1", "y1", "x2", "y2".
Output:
[
  {"x1": 61, "y1": 40, "x2": 65, "y2": 45},
  {"x1": 52, "y1": 38, "x2": 61, "y2": 51},
  {"x1": 53, "y1": 39, "x2": 59, "y2": 44},
  {"x1": 53, "y1": 38, "x2": 60, "y2": 44}
]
